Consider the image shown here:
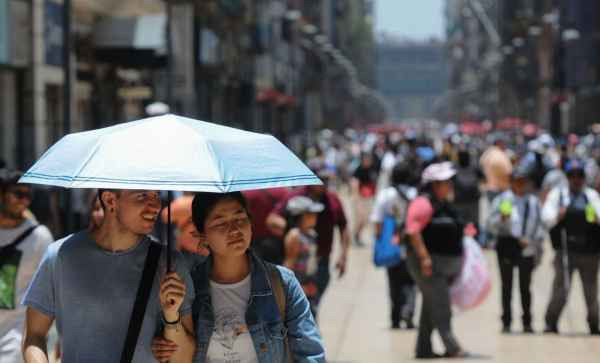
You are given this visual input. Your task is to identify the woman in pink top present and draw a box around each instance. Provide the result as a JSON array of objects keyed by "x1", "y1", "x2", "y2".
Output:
[{"x1": 405, "y1": 162, "x2": 468, "y2": 359}]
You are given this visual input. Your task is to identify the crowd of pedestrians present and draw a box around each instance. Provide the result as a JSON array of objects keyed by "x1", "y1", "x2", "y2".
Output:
[{"x1": 2, "y1": 121, "x2": 600, "y2": 362}]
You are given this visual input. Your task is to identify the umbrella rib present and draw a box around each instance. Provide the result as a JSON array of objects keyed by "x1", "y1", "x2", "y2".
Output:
[{"x1": 68, "y1": 137, "x2": 104, "y2": 187}]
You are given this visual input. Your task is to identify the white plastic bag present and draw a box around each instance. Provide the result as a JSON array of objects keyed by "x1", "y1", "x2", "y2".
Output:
[{"x1": 450, "y1": 236, "x2": 492, "y2": 310}]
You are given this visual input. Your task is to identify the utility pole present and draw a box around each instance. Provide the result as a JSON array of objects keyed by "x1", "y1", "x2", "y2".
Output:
[
  {"x1": 166, "y1": 1, "x2": 173, "y2": 109},
  {"x1": 62, "y1": 0, "x2": 72, "y2": 234}
]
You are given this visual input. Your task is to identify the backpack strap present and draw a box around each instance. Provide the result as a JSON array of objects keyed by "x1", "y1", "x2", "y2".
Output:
[
  {"x1": 521, "y1": 196, "x2": 530, "y2": 238},
  {"x1": 266, "y1": 263, "x2": 293, "y2": 363},
  {"x1": 395, "y1": 186, "x2": 409, "y2": 203},
  {"x1": 120, "y1": 241, "x2": 162, "y2": 363},
  {"x1": 1, "y1": 225, "x2": 39, "y2": 257}
]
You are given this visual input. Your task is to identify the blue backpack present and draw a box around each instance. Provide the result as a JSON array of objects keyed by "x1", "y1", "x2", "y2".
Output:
[{"x1": 373, "y1": 214, "x2": 404, "y2": 267}]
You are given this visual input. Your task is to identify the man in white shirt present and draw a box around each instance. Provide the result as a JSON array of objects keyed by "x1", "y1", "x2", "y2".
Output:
[
  {"x1": 487, "y1": 166, "x2": 545, "y2": 333},
  {"x1": 370, "y1": 162, "x2": 417, "y2": 329},
  {"x1": 0, "y1": 169, "x2": 53, "y2": 363},
  {"x1": 541, "y1": 159, "x2": 600, "y2": 335}
]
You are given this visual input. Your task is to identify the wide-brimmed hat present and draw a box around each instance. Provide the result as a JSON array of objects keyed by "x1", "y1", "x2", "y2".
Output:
[{"x1": 421, "y1": 161, "x2": 457, "y2": 184}]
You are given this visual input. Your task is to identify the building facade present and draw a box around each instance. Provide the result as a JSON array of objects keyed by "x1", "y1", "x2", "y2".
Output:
[
  {"x1": 376, "y1": 38, "x2": 449, "y2": 121},
  {"x1": 0, "y1": 0, "x2": 380, "y2": 169}
]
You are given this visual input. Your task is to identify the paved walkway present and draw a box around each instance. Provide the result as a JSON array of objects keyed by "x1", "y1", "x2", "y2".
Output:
[{"x1": 318, "y1": 195, "x2": 600, "y2": 362}]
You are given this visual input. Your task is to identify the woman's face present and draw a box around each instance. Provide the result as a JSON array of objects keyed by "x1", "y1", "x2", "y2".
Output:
[
  {"x1": 432, "y1": 180, "x2": 454, "y2": 201},
  {"x1": 300, "y1": 212, "x2": 318, "y2": 231},
  {"x1": 202, "y1": 198, "x2": 252, "y2": 258}
]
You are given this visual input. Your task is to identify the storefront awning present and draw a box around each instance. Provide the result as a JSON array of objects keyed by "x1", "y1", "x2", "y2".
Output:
[
  {"x1": 93, "y1": 14, "x2": 166, "y2": 67},
  {"x1": 93, "y1": 14, "x2": 166, "y2": 53}
]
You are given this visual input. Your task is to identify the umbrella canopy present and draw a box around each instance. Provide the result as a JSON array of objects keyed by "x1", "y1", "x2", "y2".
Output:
[{"x1": 20, "y1": 114, "x2": 321, "y2": 192}]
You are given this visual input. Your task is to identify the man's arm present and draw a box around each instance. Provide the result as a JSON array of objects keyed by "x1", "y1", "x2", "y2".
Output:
[
  {"x1": 23, "y1": 307, "x2": 54, "y2": 363},
  {"x1": 541, "y1": 187, "x2": 561, "y2": 229},
  {"x1": 373, "y1": 223, "x2": 383, "y2": 238},
  {"x1": 350, "y1": 177, "x2": 360, "y2": 199},
  {"x1": 405, "y1": 197, "x2": 434, "y2": 277},
  {"x1": 336, "y1": 225, "x2": 350, "y2": 278},
  {"x1": 283, "y1": 229, "x2": 301, "y2": 270}
]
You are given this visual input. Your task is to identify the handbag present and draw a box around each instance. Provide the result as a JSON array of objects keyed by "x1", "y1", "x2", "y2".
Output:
[{"x1": 373, "y1": 214, "x2": 403, "y2": 268}]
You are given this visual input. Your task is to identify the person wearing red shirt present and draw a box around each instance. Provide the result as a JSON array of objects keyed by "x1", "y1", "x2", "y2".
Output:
[{"x1": 267, "y1": 171, "x2": 350, "y2": 303}]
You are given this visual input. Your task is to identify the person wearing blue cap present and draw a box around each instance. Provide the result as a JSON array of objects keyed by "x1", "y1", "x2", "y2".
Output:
[
  {"x1": 487, "y1": 165, "x2": 545, "y2": 333},
  {"x1": 541, "y1": 158, "x2": 600, "y2": 335}
]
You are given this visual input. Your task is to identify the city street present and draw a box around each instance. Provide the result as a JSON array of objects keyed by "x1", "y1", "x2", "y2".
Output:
[{"x1": 318, "y1": 195, "x2": 600, "y2": 363}]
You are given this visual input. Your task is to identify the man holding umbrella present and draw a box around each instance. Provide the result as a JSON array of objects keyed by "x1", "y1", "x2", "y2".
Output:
[
  {"x1": 22, "y1": 189, "x2": 196, "y2": 362},
  {"x1": 542, "y1": 159, "x2": 600, "y2": 335}
]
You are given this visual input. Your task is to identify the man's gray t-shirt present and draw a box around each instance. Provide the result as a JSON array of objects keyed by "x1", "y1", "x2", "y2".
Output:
[{"x1": 22, "y1": 231, "x2": 194, "y2": 362}]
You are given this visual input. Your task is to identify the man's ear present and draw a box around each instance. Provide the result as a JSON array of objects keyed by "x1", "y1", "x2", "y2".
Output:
[{"x1": 101, "y1": 191, "x2": 119, "y2": 213}]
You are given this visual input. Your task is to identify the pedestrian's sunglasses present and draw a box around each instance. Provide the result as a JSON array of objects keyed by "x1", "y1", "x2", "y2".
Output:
[{"x1": 8, "y1": 188, "x2": 33, "y2": 200}]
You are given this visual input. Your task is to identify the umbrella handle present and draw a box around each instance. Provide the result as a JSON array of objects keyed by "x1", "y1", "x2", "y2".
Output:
[
  {"x1": 167, "y1": 191, "x2": 173, "y2": 272},
  {"x1": 166, "y1": 191, "x2": 175, "y2": 306}
]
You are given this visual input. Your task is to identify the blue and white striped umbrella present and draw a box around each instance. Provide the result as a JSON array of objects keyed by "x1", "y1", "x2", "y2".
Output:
[{"x1": 20, "y1": 114, "x2": 321, "y2": 192}]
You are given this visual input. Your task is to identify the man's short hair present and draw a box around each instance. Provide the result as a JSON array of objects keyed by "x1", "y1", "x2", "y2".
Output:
[{"x1": 0, "y1": 169, "x2": 24, "y2": 193}]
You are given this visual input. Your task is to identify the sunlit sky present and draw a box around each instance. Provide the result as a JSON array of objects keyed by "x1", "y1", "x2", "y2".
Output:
[{"x1": 375, "y1": 0, "x2": 445, "y2": 40}]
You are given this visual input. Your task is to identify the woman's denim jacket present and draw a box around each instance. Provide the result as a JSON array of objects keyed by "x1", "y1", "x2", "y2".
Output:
[{"x1": 190, "y1": 252, "x2": 325, "y2": 362}]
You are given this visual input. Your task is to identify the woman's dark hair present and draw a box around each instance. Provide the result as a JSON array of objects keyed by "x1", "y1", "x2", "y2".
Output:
[
  {"x1": 391, "y1": 162, "x2": 413, "y2": 186},
  {"x1": 457, "y1": 150, "x2": 471, "y2": 168},
  {"x1": 0, "y1": 169, "x2": 23, "y2": 193},
  {"x1": 191, "y1": 191, "x2": 248, "y2": 232}
]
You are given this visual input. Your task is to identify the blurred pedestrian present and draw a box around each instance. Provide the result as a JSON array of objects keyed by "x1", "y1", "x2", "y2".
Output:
[
  {"x1": 351, "y1": 152, "x2": 379, "y2": 246},
  {"x1": 370, "y1": 162, "x2": 417, "y2": 329},
  {"x1": 454, "y1": 149, "x2": 481, "y2": 227},
  {"x1": 479, "y1": 137, "x2": 513, "y2": 247},
  {"x1": 405, "y1": 162, "x2": 468, "y2": 358},
  {"x1": 160, "y1": 192, "x2": 209, "y2": 256},
  {"x1": 480, "y1": 136, "x2": 513, "y2": 199},
  {"x1": 487, "y1": 167, "x2": 545, "y2": 333},
  {"x1": 0, "y1": 169, "x2": 53, "y2": 363},
  {"x1": 87, "y1": 192, "x2": 104, "y2": 232},
  {"x1": 243, "y1": 188, "x2": 289, "y2": 264},
  {"x1": 542, "y1": 159, "x2": 600, "y2": 335},
  {"x1": 283, "y1": 196, "x2": 324, "y2": 319},
  {"x1": 267, "y1": 169, "x2": 350, "y2": 306}
]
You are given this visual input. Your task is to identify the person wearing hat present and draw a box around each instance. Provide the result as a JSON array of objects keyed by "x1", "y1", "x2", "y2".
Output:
[
  {"x1": 487, "y1": 165, "x2": 545, "y2": 333},
  {"x1": 542, "y1": 158, "x2": 600, "y2": 335},
  {"x1": 283, "y1": 196, "x2": 325, "y2": 318},
  {"x1": 404, "y1": 161, "x2": 468, "y2": 358},
  {"x1": 267, "y1": 168, "x2": 350, "y2": 311}
]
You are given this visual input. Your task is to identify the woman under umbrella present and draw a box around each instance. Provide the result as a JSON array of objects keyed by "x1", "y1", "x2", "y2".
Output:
[{"x1": 152, "y1": 192, "x2": 325, "y2": 362}]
